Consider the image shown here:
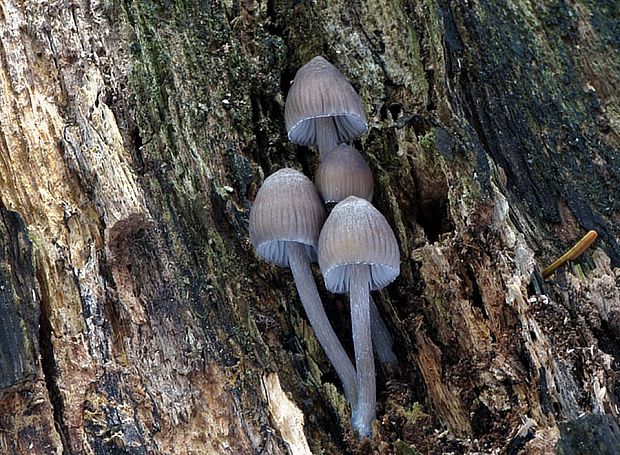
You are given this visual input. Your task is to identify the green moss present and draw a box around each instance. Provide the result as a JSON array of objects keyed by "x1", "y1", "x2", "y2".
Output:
[
  {"x1": 418, "y1": 132, "x2": 435, "y2": 154},
  {"x1": 432, "y1": 296, "x2": 452, "y2": 325},
  {"x1": 322, "y1": 383, "x2": 351, "y2": 429},
  {"x1": 395, "y1": 440, "x2": 422, "y2": 455},
  {"x1": 402, "y1": 402, "x2": 428, "y2": 422}
]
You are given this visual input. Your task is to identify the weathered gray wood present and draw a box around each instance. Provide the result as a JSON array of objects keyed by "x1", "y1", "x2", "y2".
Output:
[
  {"x1": 0, "y1": 209, "x2": 38, "y2": 389},
  {"x1": 0, "y1": 208, "x2": 62, "y2": 453}
]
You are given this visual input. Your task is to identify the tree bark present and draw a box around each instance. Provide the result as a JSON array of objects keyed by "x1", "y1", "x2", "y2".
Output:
[{"x1": 0, "y1": 0, "x2": 618, "y2": 453}]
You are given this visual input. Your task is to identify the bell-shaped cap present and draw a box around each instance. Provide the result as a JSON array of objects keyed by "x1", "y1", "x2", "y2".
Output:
[
  {"x1": 318, "y1": 196, "x2": 399, "y2": 293},
  {"x1": 250, "y1": 168, "x2": 326, "y2": 267},
  {"x1": 285, "y1": 56, "x2": 367, "y2": 146},
  {"x1": 315, "y1": 144, "x2": 374, "y2": 203}
]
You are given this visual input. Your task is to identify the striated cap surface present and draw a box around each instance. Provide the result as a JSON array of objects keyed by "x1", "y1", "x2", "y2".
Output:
[
  {"x1": 315, "y1": 144, "x2": 374, "y2": 203},
  {"x1": 318, "y1": 196, "x2": 399, "y2": 293},
  {"x1": 250, "y1": 168, "x2": 326, "y2": 267},
  {"x1": 285, "y1": 56, "x2": 367, "y2": 145}
]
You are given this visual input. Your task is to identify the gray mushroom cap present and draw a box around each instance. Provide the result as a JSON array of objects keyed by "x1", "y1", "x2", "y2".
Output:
[
  {"x1": 284, "y1": 56, "x2": 367, "y2": 146},
  {"x1": 315, "y1": 144, "x2": 374, "y2": 203},
  {"x1": 318, "y1": 196, "x2": 400, "y2": 293},
  {"x1": 249, "y1": 168, "x2": 326, "y2": 267}
]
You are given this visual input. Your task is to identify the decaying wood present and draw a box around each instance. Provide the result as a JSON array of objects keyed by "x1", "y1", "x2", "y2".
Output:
[{"x1": 0, "y1": 0, "x2": 619, "y2": 453}]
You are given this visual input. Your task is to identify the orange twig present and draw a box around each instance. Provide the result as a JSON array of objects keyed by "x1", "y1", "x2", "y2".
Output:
[{"x1": 542, "y1": 230, "x2": 598, "y2": 279}]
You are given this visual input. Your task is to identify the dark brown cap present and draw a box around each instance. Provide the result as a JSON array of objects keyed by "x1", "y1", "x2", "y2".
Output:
[
  {"x1": 285, "y1": 56, "x2": 367, "y2": 146},
  {"x1": 318, "y1": 196, "x2": 399, "y2": 293},
  {"x1": 249, "y1": 168, "x2": 326, "y2": 266},
  {"x1": 315, "y1": 144, "x2": 374, "y2": 203}
]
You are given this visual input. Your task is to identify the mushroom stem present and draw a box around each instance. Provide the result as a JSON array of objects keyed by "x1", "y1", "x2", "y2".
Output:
[
  {"x1": 315, "y1": 117, "x2": 339, "y2": 158},
  {"x1": 370, "y1": 296, "x2": 397, "y2": 366},
  {"x1": 350, "y1": 264, "x2": 375, "y2": 437},
  {"x1": 287, "y1": 242, "x2": 358, "y2": 405}
]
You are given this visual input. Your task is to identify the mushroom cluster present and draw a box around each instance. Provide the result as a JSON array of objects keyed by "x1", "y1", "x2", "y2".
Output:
[{"x1": 250, "y1": 56, "x2": 400, "y2": 438}]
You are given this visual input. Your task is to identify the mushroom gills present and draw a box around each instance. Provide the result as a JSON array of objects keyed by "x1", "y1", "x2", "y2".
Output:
[
  {"x1": 324, "y1": 262, "x2": 399, "y2": 294},
  {"x1": 289, "y1": 114, "x2": 366, "y2": 149},
  {"x1": 256, "y1": 240, "x2": 317, "y2": 266}
]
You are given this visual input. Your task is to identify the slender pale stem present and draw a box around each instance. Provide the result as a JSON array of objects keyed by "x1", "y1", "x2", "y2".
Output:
[
  {"x1": 287, "y1": 242, "x2": 357, "y2": 406},
  {"x1": 315, "y1": 117, "x2": 338, "y2": 158},
  {"x1": 542, "y1": 230, "x2": 598, "y2": 279},
  {"x1": 350, "y1": 264, "x2": 375, "y2": 437},
  {"x1": 370, "y1": 296, "x2": 397, "y2": 366}
]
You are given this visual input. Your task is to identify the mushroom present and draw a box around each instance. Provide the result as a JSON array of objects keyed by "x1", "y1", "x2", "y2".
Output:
[
  {"x1": 369, "y1": 298, "x2": 397, "y2": 366},
  {"x1": 315, "y1": 144, "x2": 374, "y2": 204},
  {"x1": 318, "y1": 196, "x2": 400, "y2": 436},
  {"x1": 315, "y1": 144, "x2": 397, "y2": 366},
  {"x1": 249, "y1": 168, "x2": 357, "y2": 405},
  {"x1": 284, "y1": 56, "x2": 367, "y2": 158}
]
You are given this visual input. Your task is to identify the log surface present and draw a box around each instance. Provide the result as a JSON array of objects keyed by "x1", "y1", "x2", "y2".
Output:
[{"x1": 0, "y1": 0, "x2": 618, "y2": 453}]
